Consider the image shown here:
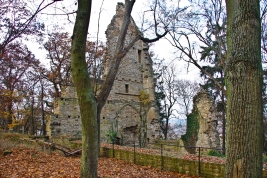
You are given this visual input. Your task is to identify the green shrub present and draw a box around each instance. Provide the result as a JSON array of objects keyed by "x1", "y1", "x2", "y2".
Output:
[
  {"x1": 106, "y1": 130, "x2": 118, "y2": 143},
  {"x1": 263, "y1": 155, "x2": 267, "y2": 163},
  {"x1": 2, "y1": 133, "x2": 24, "y2": 142},
  {"x1": 181, "y1": 113, "x2": 199, "y2": 154},
  {"x1": 208, "y1": 149, "x2": 225, "y2": 157}
]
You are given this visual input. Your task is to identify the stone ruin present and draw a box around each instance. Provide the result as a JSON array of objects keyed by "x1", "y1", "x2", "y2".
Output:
[
  {"x1": 194, "y1": 92, "x2": 220, "y2": 148},
  {"x1": 46, "y1": 86, "x2": 81, "y2": 137},
  {"x1": 46, "y1": 3, "x2": 160, "y2": 144},
  {"x1": 46, "y1": 3, "x2": 220, "y2": 150},
  {"x1": 179, "y1": 91, "x2": 221, "y2": 153}
]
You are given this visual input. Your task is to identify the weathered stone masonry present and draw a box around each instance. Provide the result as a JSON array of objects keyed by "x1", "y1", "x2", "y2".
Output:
[
  {"x1": 179, "y1": 91, "x2": 221, "y2": 153},
  {"x1": 46, "y1": 3, "x2": 160, "y2": 144},
  {"x1": 194, "y1": 92, "x2": 220, "y2": 149},
  {"x1": 100, "y1": 3, "x2": 160, "y2": 144},
  {"x1": 46, "y1": 86, "x2": 81, "y2": 137}
]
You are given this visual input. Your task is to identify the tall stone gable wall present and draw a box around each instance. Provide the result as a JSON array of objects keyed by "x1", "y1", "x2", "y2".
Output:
[
  {"x1": 100, "y1": 3, "x2": 159, "y2": 144},
  {"x1": 46, "y1": 3, "x2": 160, "y2": 143}
]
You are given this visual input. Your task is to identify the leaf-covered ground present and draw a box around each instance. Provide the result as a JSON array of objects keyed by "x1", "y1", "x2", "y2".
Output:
[{"x1": 0, "y1": 147, "x2": 200, "y2": 178}]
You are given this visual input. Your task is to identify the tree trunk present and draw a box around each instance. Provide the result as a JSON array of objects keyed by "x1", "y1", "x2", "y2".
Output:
[
  {"x1": 6, "y1": 103, "x2": 13, "y2": 130},
  {"x1": 70, "y1": 0, "x2": 98, "y2": 177},
  {"x1": 225, "y1": 1, "x2": 263, "y2": 177},
  {"x1": 31, "y1": 97, "x2": 34, "y2": 135},
  {"x1": 97, "y1": 105, "x2": 102, "y2": 153},
  {"x1": 164, "y1": 117, "x2": 169, "y2": 140},
  {"x1": 41, "y1": 83, "x2": 46, "y2": 136},
  {"x1": 221, "y1": 88, "x2": 226, "y2": 155}
]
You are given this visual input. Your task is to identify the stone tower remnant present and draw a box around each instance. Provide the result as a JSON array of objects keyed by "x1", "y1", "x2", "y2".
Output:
[
  {"x1": 194, "y1": 92, "x2": 220, "y2": 148},
  {"x1": 100, "y1": 3, "x2": 160, "y2": 144},
  {"x1": 181, "y1": 91, "x2": 220, "y2": 152},
  {"x1": 46, "y1": 86, "x2": 81, "y2": 137},
  {"x1": 46, "y1": 3, "x2": 160, "y2": 144}
]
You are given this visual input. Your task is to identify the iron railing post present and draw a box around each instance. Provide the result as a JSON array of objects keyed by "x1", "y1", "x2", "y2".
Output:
[
  {"x1": 161, "y1": 144, "x2": 163, "y2": 171},
  {"x1": 198, "y1": 147, "x2": 201, "y2": 176},
  {"x1": 134, "y1": 142, "x2": 136, "y2": 164},
  {"x1": 112, "y1": 140, "x2": 114, "y2": 158}
]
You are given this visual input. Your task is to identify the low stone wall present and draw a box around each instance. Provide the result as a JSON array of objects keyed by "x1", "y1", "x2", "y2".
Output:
[
  {"x1": 100, "y1": 147, "x2": 267, "y2": 178},
  {"x1": 100, "y1": 147, "x2": 222, "y2": 177}
]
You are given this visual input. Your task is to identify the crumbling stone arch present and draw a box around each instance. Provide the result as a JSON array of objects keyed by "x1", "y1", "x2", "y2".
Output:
[
  {"x1": 114, "y1": 104, "x2": 140, "y2": 145},
  {"x1": 115, "y1": 103, "x2": 139, "y2": 117}
]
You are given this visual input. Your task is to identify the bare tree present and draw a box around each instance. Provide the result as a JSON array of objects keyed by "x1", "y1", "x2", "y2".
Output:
[
  {"x1": 175, "y1": 79, "x2": 200, "y2": 117},
  {"x1": 163, "y1": 0, "x2": 227, "y2": 154},
  {"x1": 43, "y1": 32, "x2": 105, "y2": 97},
  {"x1": 0, "y1": 0, "x2": 59, "y2": 53},
  {"x1": 43, "y1": 32, "x2": 72, "y2": 97},
  {"x1": 261, "y1": 0, "x2": 267, "y2": 63},
  {"x1": 155, "y1": 63, "x2": 179, "y2": 139},
  {"x1": 167, "y1": 0, "x2": 227, "y2": 95}
]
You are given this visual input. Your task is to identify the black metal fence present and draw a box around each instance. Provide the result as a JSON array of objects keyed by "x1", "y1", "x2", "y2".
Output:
[{"x1": 101, "y1": 141, "x2": 226, "y2": 177}]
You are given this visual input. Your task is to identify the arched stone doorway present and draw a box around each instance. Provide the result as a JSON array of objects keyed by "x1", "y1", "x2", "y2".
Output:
[{"x1": 116, "y1": 104, "x2": 140, "y2": 145}]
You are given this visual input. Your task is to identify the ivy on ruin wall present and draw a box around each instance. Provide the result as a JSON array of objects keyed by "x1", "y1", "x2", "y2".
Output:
[{"x1": 181, "y1": 112, "x2": 199, "y2": 153}]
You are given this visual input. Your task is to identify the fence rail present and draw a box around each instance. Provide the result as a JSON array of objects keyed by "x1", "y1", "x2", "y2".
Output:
[{"x1": 101, "y1": 141, "x2": 226, "y2": 177}]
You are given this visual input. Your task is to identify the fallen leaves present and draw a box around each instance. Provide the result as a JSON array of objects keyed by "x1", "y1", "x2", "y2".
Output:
[
  {"x1": 181, "y1": 154, "x2": 225, "y2": 164},
  {"x1": 0, "y1": 148, "x2": 80, "y2": 178},
  {"x1": 0, "y1": 147, "x2": 200, "y2": 178}
]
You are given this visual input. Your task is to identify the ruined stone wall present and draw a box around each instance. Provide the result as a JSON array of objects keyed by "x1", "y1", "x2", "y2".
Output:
[
  {"x1": 47, "y1": 3, "x2": 160, "y2": 143},
  {"x1": 180, "y1": 92, "x2": 220, "y2": 153},
  {"x1": 46, "y1": 86, "x2": 82, "y2": 137},
  {"x1": 194, "y1": 92, "x2": 220, "y2": 149},
  {"x1": 100, "y1": 3, "x2": 159, "y2": 144}
]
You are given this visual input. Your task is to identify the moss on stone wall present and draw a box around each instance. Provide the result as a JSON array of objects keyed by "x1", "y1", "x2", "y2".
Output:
[{"x1": 181, "y1": 113, "x2": 199, "y2": 153}]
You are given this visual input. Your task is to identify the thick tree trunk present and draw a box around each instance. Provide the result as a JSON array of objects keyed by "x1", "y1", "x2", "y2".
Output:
[
  {"x1": 221, "y1": 90, "x2": 226, "y2": 154},
  {"x1": 225, "y1": 1, "x2": 263, "y2": 177},
  {"x1": 97, "y1": 105, "x2": 102, "y2": 153},
  {"x1": 70, "y1": 0, "x2": 98, "y2": 177}
]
